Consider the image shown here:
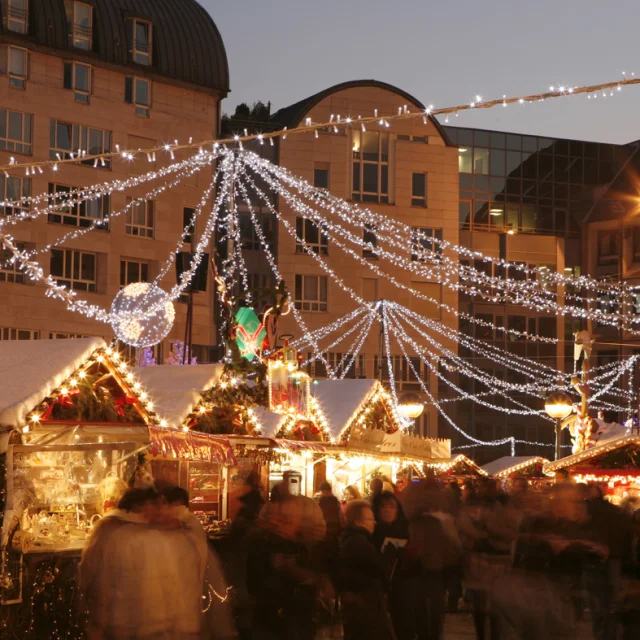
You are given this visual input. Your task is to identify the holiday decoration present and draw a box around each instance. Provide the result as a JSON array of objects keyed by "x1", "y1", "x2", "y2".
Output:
[
  {"x1": 135, "y1": 347, "x2": 156, "y2": 367},
  {"x1": 233, "y1": 307, "x2": 266, "y2": 362},
  {"x1": 166, "y1": 340, "x2": 197, "y2": 366},
  {"x1": 110, "y1": 282, "x2": 176, "y2": 348},
  {"x1": 268, "y1": 350, "x2": 310, "y2": 418},
  {"x1": 192, "y1": 379, "x2": 266, "y2": 436}
]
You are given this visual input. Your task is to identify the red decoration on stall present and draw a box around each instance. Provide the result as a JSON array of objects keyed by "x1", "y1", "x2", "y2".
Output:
[
  {"x1": 41, "y1": 387, "x2": 81, "y2": 420},
  {"x1": 115, "y1": 395, "x2": 137, "y2": 417}
]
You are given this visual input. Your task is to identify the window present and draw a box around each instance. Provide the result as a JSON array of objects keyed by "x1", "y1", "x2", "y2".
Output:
[
  {"x1": 48, "y1": 183, "x2": 110, "y2": 228},
  {"x1": 239, "y1": 213, "x2": 274, "y2": 251},
  {"x1": 411, "y1": 227, "x2": 442, "y2": 262},
  {"x1": 125, "y1": 77, "x2": 151, "y2": 117},
  {"x1": 633, "y1": 228, "x2": 640, "y2": 262},
  {"x1": 363, "y1": 223, "x2": 378, "y2": 259},
  {"x1": 0, "y1": 328, "x2": 39, "y2": 340},
  {"x1": 183, "y1": 207, "x2": 195, "y2": 246},
  {"x1": 314, "y1": 166, "x2": 329, "y2": 190},
  {"x1": 127, "y1": 18, "x2": 152, "y2": 65},
  {"x1": 295, "y1": 274, "x2": 327, "y2": 311},
  {"x1": 4, "y1": 0, "x2": 27, "y2": 33},
  {"x1": 474, "y1": 148, "x2": 490, "y2": 174},
  {"x1": 459, "y1": 200, "x2": 471, "y2": 230},
  {"x1": 352, "y1": 130, "x2": 389, "y2": 203},
  {"x1": 65, "y1": 1, "x2": 93, "y2": 50},
  {"x1": 49, "y1": 120, "x2": 112, "y2": 167},
  {"x1": 411, "y1": 172, "x2": 427, "y2": 207},
  {"x1": 6, "y1": 46, "x2": 28, "y2": 89},
  {"x1": 0, "y1": 108, "x2": 31, "y2": 154},
  {"x1": 63, "y1": 61, "x2": 91, "y2": 103},
  {"x1": 50, "y1": 248, "x2": 97, "y2": 292},
  {"x1": 458, "y1": 147, "x2": 472, "y2": 173},
  {"x1": 0, "y1": 175, "x2": 30, "y2": 215},
  {"x1": 597, "y1": 230, "x2": 619, "y2": 266},
  {"x1": 47, "y1": 331, "x2": 89, "y2": 340},
  {"x1": 296, "y1": 217, "x2": 328, "y2": 255},
  {"x1": 126, "y1": 199, "x2": 154, "y2": 238},
  {"x1": 507, "y1": 315, "x2": 527, "y2": 342},
  {"x1": 120, "y1": 259, "x2": 149, "y2": 287},
  {"x1": 0, "y1": 242, "x2": 25, "y2": 283}
]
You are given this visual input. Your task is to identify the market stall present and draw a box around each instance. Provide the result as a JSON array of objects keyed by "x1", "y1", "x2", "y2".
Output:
[
  {"x1": 543, "y1": 434, "x2": 640, "y2": 504},
  {"x1": 0, "y1": 339, "x2": 236, "y2": 613},
  {"x1": 482, "y1": 455, "x2": 552, "y2": 488}
]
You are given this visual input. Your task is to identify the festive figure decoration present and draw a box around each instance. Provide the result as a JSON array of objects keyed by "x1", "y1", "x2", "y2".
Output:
[
  {"x1": 166, "y1": 340, "x2": 197, "y2": 365},
  {"x1": 233, "y1": 307, "x2": 266, "y2": 362},
  {"x1": 574, "y1": 330, "x2": 593, "y2": 362},
  {"x1": 135, "y1": 347, "x2": 156, "y2": 367},
  {"x1": 110, "y1": 282, "x2": 175, "y2": 348}
]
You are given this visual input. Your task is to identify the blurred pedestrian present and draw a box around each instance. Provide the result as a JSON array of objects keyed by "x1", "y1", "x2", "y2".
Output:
[
  {"x1": 373, "y1": 492, "x2": 412, "y2": 639},
  {"x1": 338, "y1": 500, "x2": 395, "y2": 640}
]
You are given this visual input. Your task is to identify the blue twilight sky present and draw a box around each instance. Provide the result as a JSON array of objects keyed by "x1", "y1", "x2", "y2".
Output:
[{"x1": 202, "y1": 0, "x2": 640, "y2": 145}]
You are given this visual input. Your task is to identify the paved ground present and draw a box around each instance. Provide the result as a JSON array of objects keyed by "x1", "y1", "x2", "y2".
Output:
[
  {"x1": 319, "y1": 613, "x2": 594, "y2": 639},
  {"x1": 443, "y1": 613, "x2": 593, "y2": 639}
]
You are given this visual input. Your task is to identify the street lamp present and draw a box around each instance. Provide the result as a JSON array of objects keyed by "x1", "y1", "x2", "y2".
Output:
[
  {"x1": 398, "y1": 392, "x2": 424, "y2": 420},
  {"x1": 544, "y1": 391, "x2": 573, "y2": 461}
]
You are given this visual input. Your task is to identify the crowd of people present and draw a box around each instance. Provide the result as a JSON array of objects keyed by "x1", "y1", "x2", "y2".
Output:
[{"x1": 78, "y1": 473, "x2": 640, "y2": 640}]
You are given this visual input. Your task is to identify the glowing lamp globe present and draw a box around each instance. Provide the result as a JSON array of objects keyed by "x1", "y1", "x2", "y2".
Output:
[
  {"x1": 110, "y1": 282, "x2": 175, "y2": 348},
  {"x1": 544, "y1": 390, "x2": 573, "y2": 420},
  {"x1": 397, "y1": 392, "x2": 424, "y2": 420}
]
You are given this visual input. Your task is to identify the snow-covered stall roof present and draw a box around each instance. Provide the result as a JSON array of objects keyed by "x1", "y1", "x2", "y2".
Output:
[
  {"x1": 312, "y1": 379, "x2": 379, "y2": 438},
  {"x1": 482, "y1": 456, "x2": 549, "y2": 478},
  {"x1": 253, "y1": 407, "x2": 285, "y2": 438},
  {"x1": 133, "y1": 364, "x2": 224, "y2": 428},
  {"x1": 544, "y1": 434, "x2": 640, "y2": 474},
  {"x1": 0, "y1": 337, "x2": 106, "y2": 428}
]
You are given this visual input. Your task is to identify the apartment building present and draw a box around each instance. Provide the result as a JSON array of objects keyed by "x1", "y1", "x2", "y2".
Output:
[
  {"x1": 235, "y1": 80, "x2": 461, "y2": 438},
  {"x1": 0, "y1": 0, "x2": 229, "y2": 361}
]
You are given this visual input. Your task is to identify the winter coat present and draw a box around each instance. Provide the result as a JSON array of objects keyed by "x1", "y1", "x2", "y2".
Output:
[
  {"x1": 318, "y1": 494, "x2": 344, "y2": 542},
  {"x1": 408, "y1": 513, "x2": 462, "y2": 573},
  {"x1": 338, "y1": 526, "x2": 395, "y2": 640}
]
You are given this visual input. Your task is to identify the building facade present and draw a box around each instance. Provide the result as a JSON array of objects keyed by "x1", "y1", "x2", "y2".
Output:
[
  {"x1": 241, "y1": 81, "x2": 461, "y2": 438},
  {"x1": 444, "y1": 126, "x2": 634, "y2": 460},
  {"x1": 0, "y1": 0, "x2": 229, "y2": 361}
]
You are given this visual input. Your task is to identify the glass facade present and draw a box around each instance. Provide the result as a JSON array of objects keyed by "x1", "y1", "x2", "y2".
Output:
[{"x1": 444, "y1": 126, "x2": 632, "y2": 237}]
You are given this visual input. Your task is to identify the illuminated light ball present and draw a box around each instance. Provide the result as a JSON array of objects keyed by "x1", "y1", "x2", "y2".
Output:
[{"x1": 110, "y1": 282, "x2": 175, "y2": 348}]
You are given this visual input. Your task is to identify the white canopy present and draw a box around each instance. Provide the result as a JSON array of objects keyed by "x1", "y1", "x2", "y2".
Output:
[
  {"x1": 482, "y1": 455, "x2": 549, "y2": 478},
  {"x1": 0, "y1": 337, "x2": 106, "y2": 428},
  {"x1": 312, "y1": 379, "x2": 379, "y2": 438},
  {"x1": 133, "y1": 364, "x2": 224, "y2": 428}
]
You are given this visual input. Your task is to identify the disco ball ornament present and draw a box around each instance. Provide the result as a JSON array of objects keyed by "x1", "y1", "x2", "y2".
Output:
[{"x1": 110, "y1": 282, "x2": 175, "y2": 348}]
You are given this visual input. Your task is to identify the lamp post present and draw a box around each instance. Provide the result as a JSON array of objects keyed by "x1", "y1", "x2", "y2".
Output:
[{"x1": 544, "y1": 391, "x2": 573, "y2": 461}]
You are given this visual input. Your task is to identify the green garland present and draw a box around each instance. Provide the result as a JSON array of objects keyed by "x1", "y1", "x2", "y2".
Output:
[
  {"x1": 194, "y1": 382, "x2": 267, "y2": 435},
  {"x1": 43, "y1": 372, "x2": 141, "y2": 423}
]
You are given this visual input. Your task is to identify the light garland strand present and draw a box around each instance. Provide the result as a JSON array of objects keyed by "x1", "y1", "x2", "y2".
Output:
[{"x1": 1, "y1": 72, "x2": 639, "y2": 174}]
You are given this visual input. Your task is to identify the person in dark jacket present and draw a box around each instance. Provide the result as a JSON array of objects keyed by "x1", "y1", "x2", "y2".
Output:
[
  {"x1": 316, "y1": 481, "x2": 344, "y2": 582},
  {"x1": 338, "y1": 500, "x2": 396, "y2": 640},
  {"x1": 373, "y1": 491, "x2": 412, "y2": 639}
]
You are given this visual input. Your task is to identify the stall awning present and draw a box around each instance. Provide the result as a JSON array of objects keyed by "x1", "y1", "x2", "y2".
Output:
[
  {"x1": 272, "y1": 439, "x2": 327, "y2": 453},
  {"x1": 149, "y1": 426, "x2": 236, "y2": 464}
]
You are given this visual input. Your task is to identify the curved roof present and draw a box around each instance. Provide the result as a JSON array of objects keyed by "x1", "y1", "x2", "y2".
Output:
[
  {"x1": 271, "y1": 79, "x2": 451, "y2": 144},
  {"x1": 4, "y1": 0, "x2": 229, "y2": 93}
]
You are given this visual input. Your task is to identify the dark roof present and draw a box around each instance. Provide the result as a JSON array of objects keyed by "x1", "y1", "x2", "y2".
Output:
[
  {"x1": 271, "y1": 80, "x2": 452, "y2": 144},
  {"x1": 2, "y1": 0, "x2": 229, "y2": 93}
]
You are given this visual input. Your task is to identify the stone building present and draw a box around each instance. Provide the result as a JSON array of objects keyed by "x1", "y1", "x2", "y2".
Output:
[{"x1": 0, "y1": 0, "x2": 229, "y2": 362}]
